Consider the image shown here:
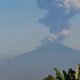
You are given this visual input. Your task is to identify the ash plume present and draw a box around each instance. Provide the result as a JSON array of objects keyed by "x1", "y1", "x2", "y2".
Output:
[{"x1": 37, "y1": 0, "x2": 80, "y2": 41}]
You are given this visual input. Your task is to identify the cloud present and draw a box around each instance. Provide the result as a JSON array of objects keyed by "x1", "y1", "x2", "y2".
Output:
[
  {"x1": 48, "y1": 34, "x2": 58, "y2": 41},
  {"x1": 48, "y1": 29, "x2": 72, "y2": 41},
  {"x1": 63, "y1": 0, "x2": 80, "y2": 10},
  {"x1": 59, "y1": 29, "x2": 72, "y2": 37},
  {"x1": 56, "y1": 0, "x2": 80, "y2": 13},
  {"x1": 37, "y1": 0, "x2": 79, "y2": 42}
]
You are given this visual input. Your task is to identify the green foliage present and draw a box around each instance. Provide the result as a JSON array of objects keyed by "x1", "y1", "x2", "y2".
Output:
[
  {"x1": 75, "y1": 64, "x2": 80, "y2": 80},
  {"x1": 53, "y1": 67, "x2": 64, "y2": 80},
  {"x1": 63, "y1": 70, "x2": 70, "y2": 80},
  {"x1": 43, "y1": 75, "x2": 56, "y2": 80},
  {"x1": 42, "y1": 64, "x2": 80, "y2": 80}
]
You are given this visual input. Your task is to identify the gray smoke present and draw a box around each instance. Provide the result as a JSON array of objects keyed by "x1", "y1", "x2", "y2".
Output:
[{"x1": 37, "y1": 0, "x2": 80, "y2": 41}]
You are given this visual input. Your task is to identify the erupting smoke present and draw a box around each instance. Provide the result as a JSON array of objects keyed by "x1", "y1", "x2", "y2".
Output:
[
  {"x1": 37, "y1": 0, "x2": 80, "y2": 41},
  {"x1": 63, "y1": 0, "x2": 80, "y2": 10},
  {"x1": 48, "y1": 29, "x2": 72, "y2": 41},
  {"x1": 48, "y1": 34, "x2": 58, "y2": 41}
]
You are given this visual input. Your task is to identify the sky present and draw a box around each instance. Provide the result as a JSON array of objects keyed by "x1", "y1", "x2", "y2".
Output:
[
  {"x1": 62, "y1": 13, "x2": 80, "y2": 51},
  {"x1": 0, "y1": 0, "x2": 80, "y2": 58},
  {"x1": 0, "y1": 0, "x2": 49, "y2": 58}
]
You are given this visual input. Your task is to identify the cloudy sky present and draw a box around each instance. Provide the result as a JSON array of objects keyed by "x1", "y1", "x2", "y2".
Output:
[{"x1": 0, "y1": 0, "x2": 80, "y2": 58}]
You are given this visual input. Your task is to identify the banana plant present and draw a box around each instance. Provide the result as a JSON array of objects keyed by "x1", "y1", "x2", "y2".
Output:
[
  {"x1": 43, "y1": 75, "x2": 56, "y2": 80},
  {"x1": 53, "y1": 67, "x2": 64, "y2": 80},
  {"x1": 63, "y1": 70, "x2": 71, "y2": 80},
  {"x1": 75, "y1": 64, "x2": 80, "y2": 80},
  {"x1": 42, "y1": 64, "x2": 80, "y2": 80},
  {"x1": 42, "y1": 68, "x2": 64, "y2": 80}
]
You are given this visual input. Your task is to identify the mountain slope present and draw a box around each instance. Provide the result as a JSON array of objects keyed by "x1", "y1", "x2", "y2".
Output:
[{"x1": 0, "y1": 42, "x2": 80, "y2": 80}]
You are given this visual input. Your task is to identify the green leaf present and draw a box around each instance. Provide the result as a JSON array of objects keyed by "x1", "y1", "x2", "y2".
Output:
[
  {"x1": 53, "y1": 67, "x2": 64, "y2": 80},
  {"x1": 43, "y1": 75, "x2": 57, "y2": 80},
  {"x1": 63, "y1": 70, "x2": 71, "y2": 80}
]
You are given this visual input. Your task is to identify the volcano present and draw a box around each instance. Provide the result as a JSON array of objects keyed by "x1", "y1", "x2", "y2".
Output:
[{"x1": 0, "y1": 42, "x2": 80, "y2": 80}]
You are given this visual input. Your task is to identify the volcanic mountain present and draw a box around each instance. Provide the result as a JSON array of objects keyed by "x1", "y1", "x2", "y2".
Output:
[{"x1": 0, "y1": 42, "x2": 80, "y2": 80}]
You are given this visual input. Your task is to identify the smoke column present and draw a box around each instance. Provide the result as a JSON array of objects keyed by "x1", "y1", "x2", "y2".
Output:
[{"x1": 37, "y1": 0, "x2": 80, "y2": 41}]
